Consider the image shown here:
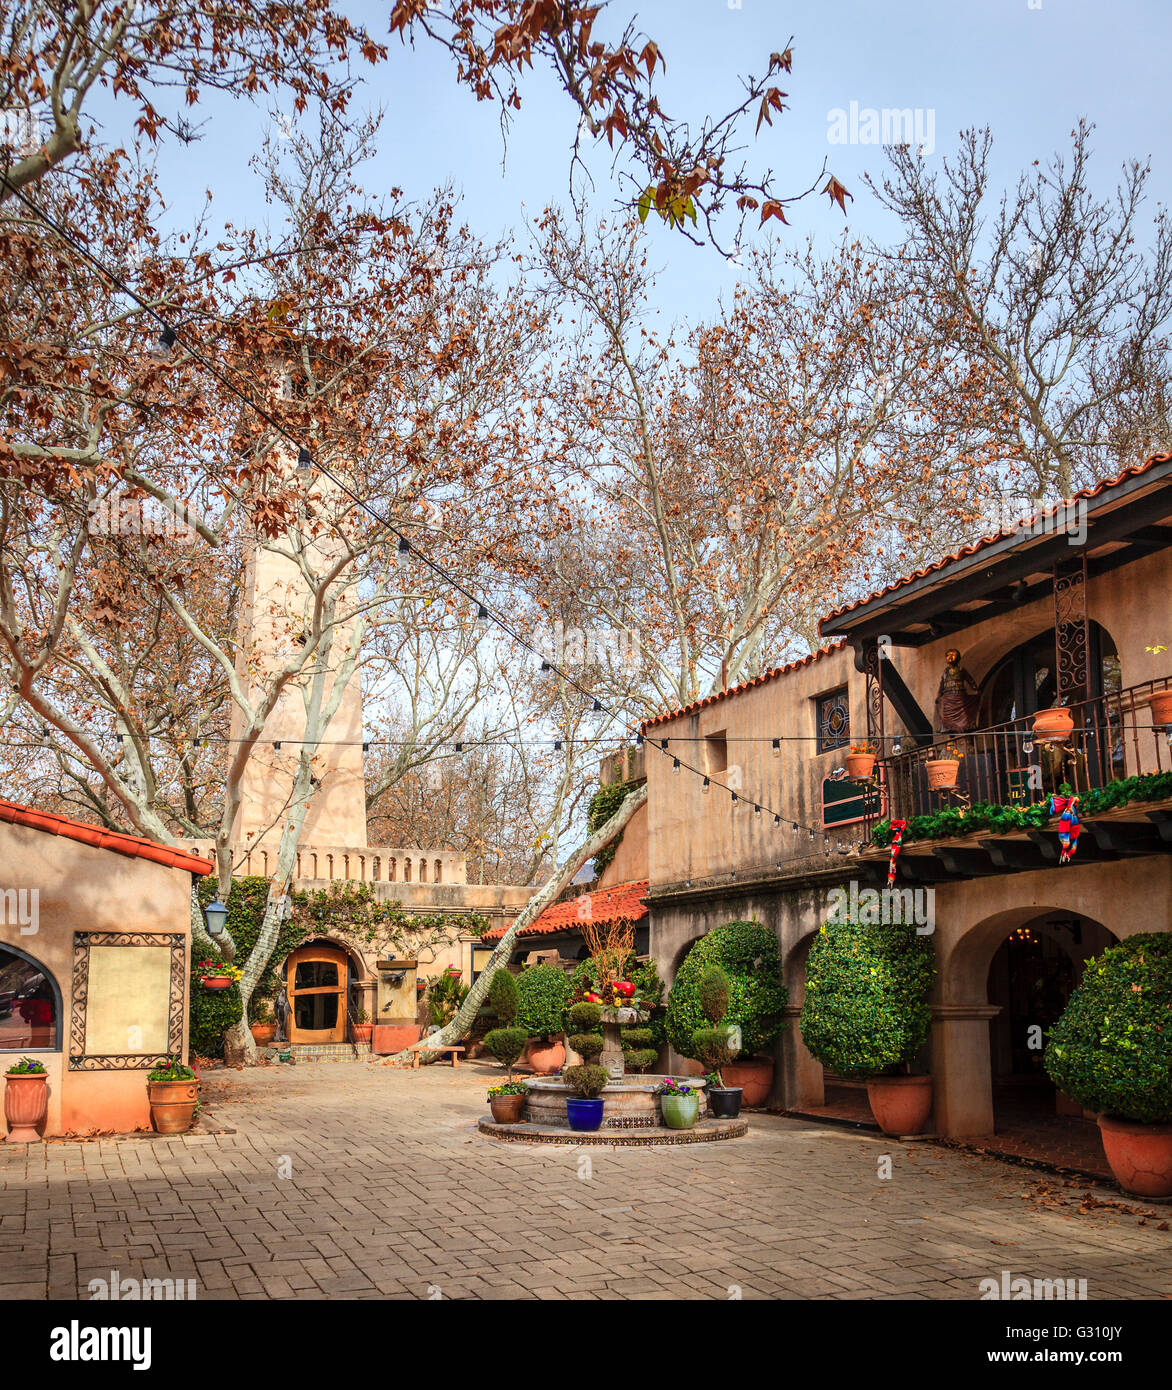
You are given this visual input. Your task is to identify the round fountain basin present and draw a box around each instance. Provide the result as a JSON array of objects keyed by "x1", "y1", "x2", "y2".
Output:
[{"x1": 524, "y1": 1075, "x2": 707, "y2": 1128}]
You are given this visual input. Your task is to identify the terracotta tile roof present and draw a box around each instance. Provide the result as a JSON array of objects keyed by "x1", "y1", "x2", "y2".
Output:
[
  {"x1": 640, "y1": 643, "x2": 846, "y2": 731},
  {"x1": 0, "y1": 799, "x2": 214, "y2": 875},
  {"x1": 483, "y1": 878, "x2": 648, "y2": 942},
  {"x1": 821, "y1": 450, "x2": 1172, "y2": 629}
]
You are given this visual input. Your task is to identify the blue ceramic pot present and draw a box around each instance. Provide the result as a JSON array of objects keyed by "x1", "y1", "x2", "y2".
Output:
[{"x1": 566, "y1": 1097, "x2": 604, "y2": 1132}]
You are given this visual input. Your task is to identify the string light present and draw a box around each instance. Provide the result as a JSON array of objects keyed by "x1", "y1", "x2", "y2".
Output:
[{"x1": 296, "y1": 447, "x2": 313, "y2": 471}]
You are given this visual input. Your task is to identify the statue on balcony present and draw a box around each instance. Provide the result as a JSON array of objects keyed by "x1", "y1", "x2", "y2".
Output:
[{"x1": 935, "y1": 648, "x2": 979, "y2": 733}]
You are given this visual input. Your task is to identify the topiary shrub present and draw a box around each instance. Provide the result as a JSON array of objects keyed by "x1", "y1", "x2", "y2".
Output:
[
  {"x1": 622, "y1": 1048, "x2": 658, "y2": 1072},
  {"x1": 568, "y1": 1032, "x2": 604, "y2": 1060},
  {"x1": 563, "y1": 1063, "x2": 609, "y2": 1099},
  {"x1": 698, "y1": 965, "x2": 731, "y2": 1025},
  {"x1": 488, "y1": 968, "x2": 520, "y2": 1026},
  {"x1": 800, "y1": 917, "x2": 935, "y2": 1079},
  {"x1": 516, "y1": 961, "x2": 573, "y2": 1041},
  {"x1": 666, "y1": 922, "x2": 786, "y2": 1060},
  {"x1": 484, "y1": 1026, "x2": 529, "y2": 1079},
  {"x1": 1044, "y1": 933, "x2": 1172, "y2": 1124},
  {"x1": 568, "y1": 1001, "x2": 601, "y2": 1031}
]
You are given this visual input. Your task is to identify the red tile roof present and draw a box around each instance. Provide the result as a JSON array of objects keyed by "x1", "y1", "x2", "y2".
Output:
[
  {"x1": 0, "y1": 799, "x2": 214, "y2": 875},
  {"x1": 821, "y1": 450, "x2": 1172, "y2": 629},
  {"x1": 483, "y1": 878, "x2": 648, "y2": 942},
  {"x1": 640, "y1": 643, "x2": 846, "y2": 731}
]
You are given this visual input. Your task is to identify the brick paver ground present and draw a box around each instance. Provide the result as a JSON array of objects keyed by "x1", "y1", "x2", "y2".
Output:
[{"x1": 2, "y1": 1059, "x2": 1170, "y2": 1300}]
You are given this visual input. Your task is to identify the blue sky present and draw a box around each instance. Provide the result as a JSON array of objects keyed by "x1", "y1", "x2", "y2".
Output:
[{"x1": 92, "y1": 0, "x2": 1171, "y2": 323}]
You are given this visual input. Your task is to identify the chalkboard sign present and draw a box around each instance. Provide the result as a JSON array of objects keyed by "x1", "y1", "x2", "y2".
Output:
[{"x1": 822, "y1": 775, "x2": 881, "y2": 827}]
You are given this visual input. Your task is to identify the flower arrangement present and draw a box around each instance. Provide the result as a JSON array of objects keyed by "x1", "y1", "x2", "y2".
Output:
[
  {"x1": 196, "y1": 958, "x2": 242, "y2": 983},
  {"x1": 934, "y1": 742, "x2": 965, "y2": 761},
  {"x1": 487, "y1": 1080, "x2": 529, "y2": 1098},
  {"x1": 849, "y1": 741, "x2": 878, "y2": 755},
  {"x1": 655, "y1": 1078, "x2": 695, "y2": 1097},
  {"x1": 6, "y1": 1056, "x2": 46, "y2": 1075},
  {"x1": 147, "y1": 1055, "x2": 196, "y2": 1083}
]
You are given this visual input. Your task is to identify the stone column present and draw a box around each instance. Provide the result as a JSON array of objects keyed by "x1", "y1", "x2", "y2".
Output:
[
  {"x1": 930, "y1": 1003, "x2": 1001, "y2": 1138},
  {"x1": 776, "y1": 1004, "x2": 824, "y2": 1109}
]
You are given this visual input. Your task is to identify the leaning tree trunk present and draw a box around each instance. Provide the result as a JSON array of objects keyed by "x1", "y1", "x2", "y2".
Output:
[{"x1": 387, "y1": 782, "x2": 648, "y2": 1065}]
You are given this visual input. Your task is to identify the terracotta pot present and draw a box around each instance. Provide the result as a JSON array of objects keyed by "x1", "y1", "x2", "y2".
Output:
[
  {"x1": 845, "y1": 752, "x2": 877, "y2": 780},
  {"x1": 526, "y1": 1038, "x2": 566, "y2": 1075},
  {"x1": 1148, "y1": 690, "x2": 1172, "y2": 728},
  {"x1": 1098, "y1": 1115, "x2": 1172, "y2": 1198},
  {"x1": 4, "y1": 1073, "x2": 48, "y2": 1142},
  {"x1": 201, "y1": 976, "x2": 232, "y2": 991},
  {"x1": 721, "y1": 1057, "x2": 774, "y2": 1107},
  {"x1": 925, "y1": 758, "x2": 960, "y2": 791},
  {"x1": 489, "y1": 1093, "x2": 525, "y2": 1124},
  {"x1": 1032, "y1": 706, "x2": 1074, "y2": 744},
  {"x1": 866, "y1": 1074, "x2": 933, "y2": 1136},
  {"x1": 148, "y1": 1078, "x2": 199, "y2": 1135},
  {"x1": 249, "y1": 1023, "x2": 276, "y2": 1046},
  {"x1": 351, "y1": 1024, "x2": 373, "y2": 1044}
]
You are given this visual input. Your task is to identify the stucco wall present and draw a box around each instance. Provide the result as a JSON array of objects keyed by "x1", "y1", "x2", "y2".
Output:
[{"x1": 0, "y1": 822, "x2": 195, "y2": 1137}]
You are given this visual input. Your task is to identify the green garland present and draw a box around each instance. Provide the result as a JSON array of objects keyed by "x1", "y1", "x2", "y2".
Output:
[{"x1": 868, "y1": 771, "x2": 1172, "y2": 849}]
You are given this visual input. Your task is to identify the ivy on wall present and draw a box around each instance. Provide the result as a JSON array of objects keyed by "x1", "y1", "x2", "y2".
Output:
[{"x1": 587, "y1": 779, "x2": 639, "y2": 875}]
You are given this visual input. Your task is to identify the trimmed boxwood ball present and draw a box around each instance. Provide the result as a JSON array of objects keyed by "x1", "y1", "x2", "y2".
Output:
[
  {"x1": 622, "y1": 1048, "x2": 658, "y2": 1072},
  {"x1": 515, "y1": 961, "x2": 572, "y2": 1041},
  {"x1": 698, "y1": 965, "x2": 731, "y2": 1024},
  {"x1": 800, "y1": 916, "x2": 935, "y2": 1079},
  {"x1": 568, "y1": 1001, "x2": 602, "y2": 1031},
  {"x1": 483, "y1": 1026, "x2": 528, "y2": 1075},
  {"x1": 568, "y1": 1032, "x2": 604, "y2": 1060},
  {"x1": 620, "y1": 1027, "x2": 653, "y2": 1049},
  {"x1": 1044, "y1": 932, "x2": 1172, "y2": 1124},
  {"x1": 666, "y1": 921, "x2": 787, "y2": 1060},
  {"x1": 488, "y1": 968, "x2": 520, "y2": 1026},
  {"x1": 563, "y1": 1063, "x2": 609, "y2": 1099}
]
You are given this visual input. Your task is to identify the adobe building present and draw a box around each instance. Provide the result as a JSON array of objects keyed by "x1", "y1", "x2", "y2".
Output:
[
  {"x1": 0, "y1": 801, "x2": 212, "y2": 1138},
  {"x1": 640, "y1": 452, "x2": 1172, "y2": 1141}
]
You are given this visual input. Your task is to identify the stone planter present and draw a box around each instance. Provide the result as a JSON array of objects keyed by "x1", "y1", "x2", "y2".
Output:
[
  {"x1": 526, "y1": 1038, "x2": 565, "y2": 1075},
  {"x1": 525, "y1": 1075, "x2": 707, "y2": 1128},
  {"x1": 4, "y1": 1073, "x2": 48, "y2": 1142},
  {"x1": 147, "y1": 1078, "x2": 199, "y2": 1135},
  {"x1": 722, "y1": 1057, "x2": 773, "y2": 1107},
  {"x1": 866, "y1": 1074, "x2": 933, "y2": 1136},
  {"x1": 1098, "y1": 1115, "x2": 1172, "y2": 1198}
]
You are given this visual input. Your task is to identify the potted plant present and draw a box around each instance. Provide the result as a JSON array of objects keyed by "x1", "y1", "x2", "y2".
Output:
[
  {"x1": 483, "y1": 969, "x2": 528, "y2": 1080},
  {"x1": 566, "y1": 1001, "x2": 604, "y2": 1068},
  {"x1": 4, "y1": 1057, "x2": 48, "y2": 1143},
  {"x1": 801, "y1": 914, "x2": 936, "y2": 1136},
  {"x1": 487, "y1": 1079, "x2": 528, "y2": 1125},
  {"x1": 1045, "y1": 933, "x2": 1172, "y2": 1198},
  {"x1": 1032, "y1": 702, "x2": 1074, "y2": 744},
  {"x1": 350, "y1": 1006, "x2": 372, "y2": 1045},
  {"x1": 925, "y1": 742, "x2": 964, "y2": 791},
  {"x1": 666, "y1": 921, "x2": 787, "y2": 1105},
  {"x1": 146, "y1": 1055, "x2": 199, "y2": 1134},
  {"x1": 249, "y1": 999, "x2": 276, "y2": 1047},
  {"x1": 197, "y1": 958, "x2": 241, "y2": 991},
  {"x1": 1143, "y1": 644, "x2": 1172, "y2": 725},
  {"x1": 516, "y1": 962, "x2": 572, "y2": 1074},
  {"x1": 656, "y1": 1077, "x2": 700, "y2": 1130},
  {"x1": 845, "y1": 741, "x2": 878, "y2": 780},
  {"x1": 691, "y1": 966, "x2": 742, "y2": 1118},
  {"x1": 563, "y1": 1064, "x2": 609, "y2": 1131}
]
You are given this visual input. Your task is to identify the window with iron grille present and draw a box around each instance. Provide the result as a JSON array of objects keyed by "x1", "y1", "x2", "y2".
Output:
[{"x1": 815, "y1": 686, "x2": 850, "y2": 754}]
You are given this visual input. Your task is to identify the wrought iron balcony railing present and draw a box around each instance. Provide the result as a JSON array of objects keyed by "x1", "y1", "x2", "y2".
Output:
[{"x1": 875, "y1": 678, "x2": 1172, "y2": 827}]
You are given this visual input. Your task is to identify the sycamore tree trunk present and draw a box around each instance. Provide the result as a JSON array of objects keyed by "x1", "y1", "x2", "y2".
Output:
[{"x1": 388, "y1": 782, "x2": 648, "y2": 1065}]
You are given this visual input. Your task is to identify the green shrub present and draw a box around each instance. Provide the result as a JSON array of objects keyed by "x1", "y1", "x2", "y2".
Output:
[
  {"x1": 568, "y1": 1032, "x2": 604, "y2": 1060},
  {"x1": 620, "y1": 1027, "x2": 653, "y2": 1049},
  {"x1": 692, "y1": 1026, "x2": 737, "y2": 1080},
  {"x1": 483, "y1": 1026, "x2": 529, "y2": 1078},
  {"x1": 488, "y1": 968, "x2": 520, "y2": 1026},
  {"x1": 1044, "y1": 933, "x2": 1172, "y2": 1124},
  {"x1": 698, "y1": 965, "x2": 731, "y2": 1024},
  {"x1": 586, "y1": 780, "x2": 638, "y2": 875},
  {"x1": 516, "y1": 962, "x2": 572, "y2": 1040},
  {"x1": 568, "y1": 1001, "x2": 602, "y2": 1031},
  {"x1": 800, "y1": 917, "x2": 935, "y2": 1079},
  {"x1": 563, "y1": 1063, "x2": 609, "y2": 1099},
  {"x1": 622, "y1": 1048, "x2": 658, "y2": 1072},
  {"x1": 666, "y1": 922, "x2": 786, "y2": 1060}
]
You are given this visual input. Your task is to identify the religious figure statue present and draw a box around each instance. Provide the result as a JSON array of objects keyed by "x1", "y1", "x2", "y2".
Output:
[
  {"x1": 273, "y1": 985, "x2": 290, "y2": 1044},
  {"x1": 935, "y1": 647, "x2": 979, "y2": 734}
]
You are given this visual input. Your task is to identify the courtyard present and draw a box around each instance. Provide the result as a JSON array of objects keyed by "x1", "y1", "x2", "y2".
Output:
[{"x1": 3, "y1": 1060, "x2": 1169, "y2": 1302}]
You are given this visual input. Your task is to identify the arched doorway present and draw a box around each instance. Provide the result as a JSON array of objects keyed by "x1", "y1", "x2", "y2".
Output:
[
  {"x1": 978, "y1": 621, "x2": 1120, "y2": 725},
  {"x1": 285, "y1": 943, "x2": 349, "y2": 1044},
  {"x1": 985, "y1": 912, "x2": 1117, "y2": 1130}
]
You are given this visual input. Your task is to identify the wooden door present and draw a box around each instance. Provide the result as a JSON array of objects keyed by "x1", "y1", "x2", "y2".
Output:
[{"x1": 286, "y1": 945, "x2": 348, "y2": 1044}]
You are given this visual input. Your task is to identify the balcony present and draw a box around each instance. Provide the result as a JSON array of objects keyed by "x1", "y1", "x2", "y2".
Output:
[{"x1": 853, "y1": 679, "x2": 1172, "y2": 882}]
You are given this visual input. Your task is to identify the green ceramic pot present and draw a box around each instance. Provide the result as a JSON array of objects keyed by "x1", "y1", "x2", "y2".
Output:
[{"x1": 660, "y1": 1091, "x2": 699, "y2": 1130}]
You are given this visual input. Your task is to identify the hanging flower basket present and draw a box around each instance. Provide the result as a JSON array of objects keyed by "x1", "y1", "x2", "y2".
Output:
[
  {"x1": 925, "y1": 758, "x2": 960, "y2": 791},
  {"x1": 196, "y1": 959, "x2": 240, "y2": 992},
  {"x1": 201, "y1": 976, "x2": 232, "y2": 991},
  {"x1": 845, "y1": 752, "x2": 877, "y2": 780}
]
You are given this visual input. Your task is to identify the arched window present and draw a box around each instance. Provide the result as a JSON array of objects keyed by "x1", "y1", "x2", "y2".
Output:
[
  {"x1": 0, "y1": 944, "x2": 62, "y2": 1051},
  {"x1": 979, "y1": 622, "x2": 1119, "y2": 726},
  {"x1": 404, "y1": 858, "x2": 412, "y2": 883},
  {"x1": 419, "y1": 859, "x2": 427, "y2": 883},
  {"x1": 434, "y1": 859, "x2": 442, "y2": 884}
]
